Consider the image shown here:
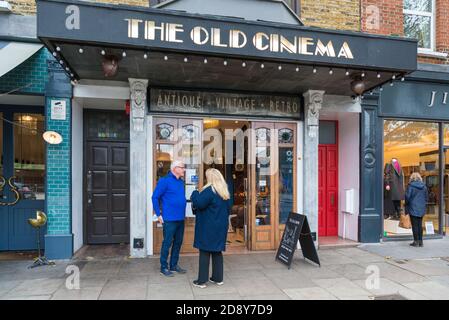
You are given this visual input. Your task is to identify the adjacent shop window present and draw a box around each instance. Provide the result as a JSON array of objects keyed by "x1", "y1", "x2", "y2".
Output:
[
  {"x1": 383, "y1": 120, "x2": 440, "y2": 237},
  {"x1": 13, "y1": 114, "x2": 45, "y2": 200},
  {"x1": 403, "y1": 0, "x2": 435, "y2": 50}
]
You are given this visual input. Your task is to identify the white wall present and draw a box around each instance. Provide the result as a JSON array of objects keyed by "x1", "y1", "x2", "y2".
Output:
[
  {"x1": 72, "y1": 98, "x2": 84, "y2": 253},
  {"x1": 320, "y1": 95, "x2": 360, "y2": 242},
  {"x1": 337, "y1": 113, "x2": 360, "y2": 241}
]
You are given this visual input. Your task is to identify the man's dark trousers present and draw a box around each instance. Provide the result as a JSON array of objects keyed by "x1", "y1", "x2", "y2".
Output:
[{"x1": 160, "y1": 220, "x2": 185, "y2": 271}]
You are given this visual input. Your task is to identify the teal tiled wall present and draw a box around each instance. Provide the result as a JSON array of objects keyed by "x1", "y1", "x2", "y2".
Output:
[
  {"x1": 45, "y1": 97, "x2": 71, "y2": 235},
  {"x1": 0, "y1": 48, "x2": 52, "y2": 95}
]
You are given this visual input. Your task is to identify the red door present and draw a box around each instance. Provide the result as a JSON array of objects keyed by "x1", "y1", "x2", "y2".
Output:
[{"x1": 318, "y1": 144, "x2": 338, "y2": 237}]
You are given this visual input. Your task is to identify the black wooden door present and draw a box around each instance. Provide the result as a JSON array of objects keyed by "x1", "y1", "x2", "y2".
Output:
[{"x1": 86, "y1": 141, "x2": 130, "y2": 244}]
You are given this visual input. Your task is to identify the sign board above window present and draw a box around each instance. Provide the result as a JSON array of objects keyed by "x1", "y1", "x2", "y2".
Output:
[{"x1": 149, "y1": 89, "x2": 302, "y2": 120}]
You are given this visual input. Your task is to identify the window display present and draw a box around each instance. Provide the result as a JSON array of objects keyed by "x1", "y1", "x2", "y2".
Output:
[{"x1": 383, "y1": 120, "x2": 440, "y2": 237}]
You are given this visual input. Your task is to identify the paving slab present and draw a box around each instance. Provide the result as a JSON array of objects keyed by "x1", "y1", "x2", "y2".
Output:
[
  {"x1": 402, "y1": 281, "x2": 449, "y2": 300},
  {"x1": 327, "y1": 263, "x2": 371, "y2": 280},
  {"x1": 147, "y1": 282, "x2": 194, "y2": 300},
  {"x1": 427, "y1": 275, "x2": 449, "y2": 288},
  {"x1": 99, "y1": 278, "x2": 147, "y2": 300},
  {"x1": 387, "y1": 258, "x2": 449, "y2": 277},
  {"x1": 352, "y1": 277, "x2": 428, "y2": 299},
  {"x1": 358, "y1": 262, "x2": 427, "y2": 284},
  {"x1": 242, "y1": 293, "x2": 292, "y2": 300},
  {"x1": 265, "y1": 273, "x2": 317, "y2": 290},
  {"x1": 6, "y1": 278, "x2": 64, "y2": 297},
  {"x1": 312, "y1": 277, "x2": 372, "y2": 299},
  {"x1": 0, "y1": 280, "x2": 22, "y2": 298},
  {"x1": 2, "y1": 295, "x2": 52, "y2": 300},
  {"x1": 359, "y1": 238, "x2": 449, "y2": 260},
  {"x1": 232, "y1": 278, "x2": 284, "y2": 297},
  {"x1": 283, "y1": 287, "x2": 338, "y2": 300},
  {"x1": 190, "y1": 281, "x2": 239, "y2": 296},
  {"x1": 51, "y1": 287, "x2": 103, "y2": 300},
  {"x1": 195, "y1": 293, "x2": 241, "y2": 300}
]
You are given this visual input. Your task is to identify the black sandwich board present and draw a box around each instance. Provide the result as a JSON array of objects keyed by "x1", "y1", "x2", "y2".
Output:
[{"x1": 275, "y1": 212, "x2": 320, "y2": 269}]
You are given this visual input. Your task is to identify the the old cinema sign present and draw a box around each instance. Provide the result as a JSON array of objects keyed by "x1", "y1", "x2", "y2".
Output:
[
  {"x1": 37, "y1": 0, "x2": 417, "y2": 71},
  {"x1": 125, "y1": 19, "x2": 354, "y2": 60}
]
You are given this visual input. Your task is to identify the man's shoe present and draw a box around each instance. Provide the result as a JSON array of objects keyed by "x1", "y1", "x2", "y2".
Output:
[
  {"x1": 170, "y1": 265, "x2": 187, "y2": 274},
  {"x1": 160, "y1": 269, "x2": 175, "y2": 277},
  {"x1": 193, "y1": 280, "x2": 207, "y2": 288},
  {"x1": 418, "y1": 240, "x2": 424, "y2": 247},
  {"x1": 409, "y1": 241, "x2": 419, "y2": 247},
  {"x1": 209, "y1": 278, "x2": 224, "y2": 286}
]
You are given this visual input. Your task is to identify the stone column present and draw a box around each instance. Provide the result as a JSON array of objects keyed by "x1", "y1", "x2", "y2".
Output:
[
  {"x1": 303, "y1": 90, "x2": 325, "y2": 244},
  {"x1": 129, "y1": 78, "x2": 148, "y2": 258}
]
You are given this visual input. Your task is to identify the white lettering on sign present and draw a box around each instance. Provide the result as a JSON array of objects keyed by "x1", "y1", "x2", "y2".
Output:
[
  {"x1": 125, "y1": 19, "x2": 355, "y2": 60},
  {"x1": 51, "y1": 100, "x2": 67, "y2": 120},
  {"x1": 428, "y1": 90, "x2": 449, "y2": 108}
]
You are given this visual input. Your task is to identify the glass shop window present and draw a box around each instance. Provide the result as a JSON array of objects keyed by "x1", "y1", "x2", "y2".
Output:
[
  {"x1": 13, "y1": 114, "x2": 46, "y2": 200},
  {"x1": 403, "y1": 0, "x2": 434, "y2": 50},
  {"x1": 383, "y1": 120, "x2": 440, "y2": 237}
]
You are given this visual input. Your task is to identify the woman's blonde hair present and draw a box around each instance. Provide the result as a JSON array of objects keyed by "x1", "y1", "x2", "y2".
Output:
[
  {"x1": 410, "y1": 172, "x2": 423, "y2": 183},
  {"x1": 202, "y1": 168, "x2": 230, "y2": 200}
]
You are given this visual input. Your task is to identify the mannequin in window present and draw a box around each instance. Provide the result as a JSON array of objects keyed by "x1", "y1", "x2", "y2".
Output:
[{"x1": 384, "y1": 158, "x2": 405, "y2": 219}]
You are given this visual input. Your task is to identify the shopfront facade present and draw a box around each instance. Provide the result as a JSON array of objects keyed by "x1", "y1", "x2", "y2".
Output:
[
  {"x1": 35, "y1": 0, "x2": 417, "y2": 259},
  {"x1": 362, "y1": 65, "x2": 449, "y2": 241}
]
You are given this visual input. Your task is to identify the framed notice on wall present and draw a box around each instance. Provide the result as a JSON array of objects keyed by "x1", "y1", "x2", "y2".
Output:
[{"x1": 50, "y1": 100, "x2": 66, "y2": 120}]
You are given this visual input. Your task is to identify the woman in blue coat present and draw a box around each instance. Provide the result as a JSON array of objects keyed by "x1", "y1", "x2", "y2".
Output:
[
  {"x1": 190, "y1": 168, "x2": 231, "y2": 288},
  {"x1": 405, "y1": 172, "x2": 429, "y2": 247}
]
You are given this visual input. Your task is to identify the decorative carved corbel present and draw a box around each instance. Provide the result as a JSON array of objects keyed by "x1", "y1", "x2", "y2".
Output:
[
  {"x1": 303, "y1": 90, "x2": 325, "y2": 138},
  {"x1": 129, "y1": 79, "x2": 149, "y2": 132}
]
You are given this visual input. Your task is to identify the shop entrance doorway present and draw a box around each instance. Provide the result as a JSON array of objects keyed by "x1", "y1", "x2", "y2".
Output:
[
  {"x1": 203, "y1": 119, "x2": 250, "y2": 251},
  {"x1": 84, "y1": 110, "x2": 130, "y2": 245},
  {"x1": 318, "y1": 121, "x2": 339, "y2": 237},
  {"x1": 152, "y1": 117, "x2": 297, "y2": 253}
]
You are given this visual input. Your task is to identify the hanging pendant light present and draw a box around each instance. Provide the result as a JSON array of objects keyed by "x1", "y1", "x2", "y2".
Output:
[{"x1": 43, "y1": 131, "x2": 63, "y2": 145}]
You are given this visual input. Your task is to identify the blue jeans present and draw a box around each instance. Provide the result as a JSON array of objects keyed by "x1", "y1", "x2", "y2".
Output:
[{"x1": 160, "y1": 220, "x2": 185, "y2": 270}]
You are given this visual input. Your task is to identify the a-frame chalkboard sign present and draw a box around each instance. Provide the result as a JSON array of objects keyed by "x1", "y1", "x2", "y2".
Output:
[{"x1": 275, "y1": 212, "x2": 320, "y2": 269}]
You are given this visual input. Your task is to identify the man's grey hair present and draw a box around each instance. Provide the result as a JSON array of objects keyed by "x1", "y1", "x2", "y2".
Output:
[{"x1": 171, "y1": 160, "x2": 185, "y2": 171}]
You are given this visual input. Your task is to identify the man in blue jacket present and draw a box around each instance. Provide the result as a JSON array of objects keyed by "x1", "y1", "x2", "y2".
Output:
[{"x1": 152, "y1": 160, "x2": 187, "y2": 277}]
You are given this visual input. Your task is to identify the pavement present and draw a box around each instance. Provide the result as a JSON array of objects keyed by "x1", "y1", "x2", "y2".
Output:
[{"x1": 1, "y1": 238, "x2": 449, "y2": 300}]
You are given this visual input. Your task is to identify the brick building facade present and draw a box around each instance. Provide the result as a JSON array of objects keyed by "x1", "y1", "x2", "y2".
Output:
[
  {"x1": 2, "y1": 0, "x2": 446, "y2": 259},
  {"x1": 7, "y1": 0, "x2": 447, "y2": 66}
]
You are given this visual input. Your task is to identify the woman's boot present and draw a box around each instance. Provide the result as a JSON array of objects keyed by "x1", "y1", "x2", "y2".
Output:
[
  {"x1": 409, "y1": 241, "x2": 419, "y2": 247},
  {"x1": 418, "y1": 240, "x2": 423, "y2": 247}
]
